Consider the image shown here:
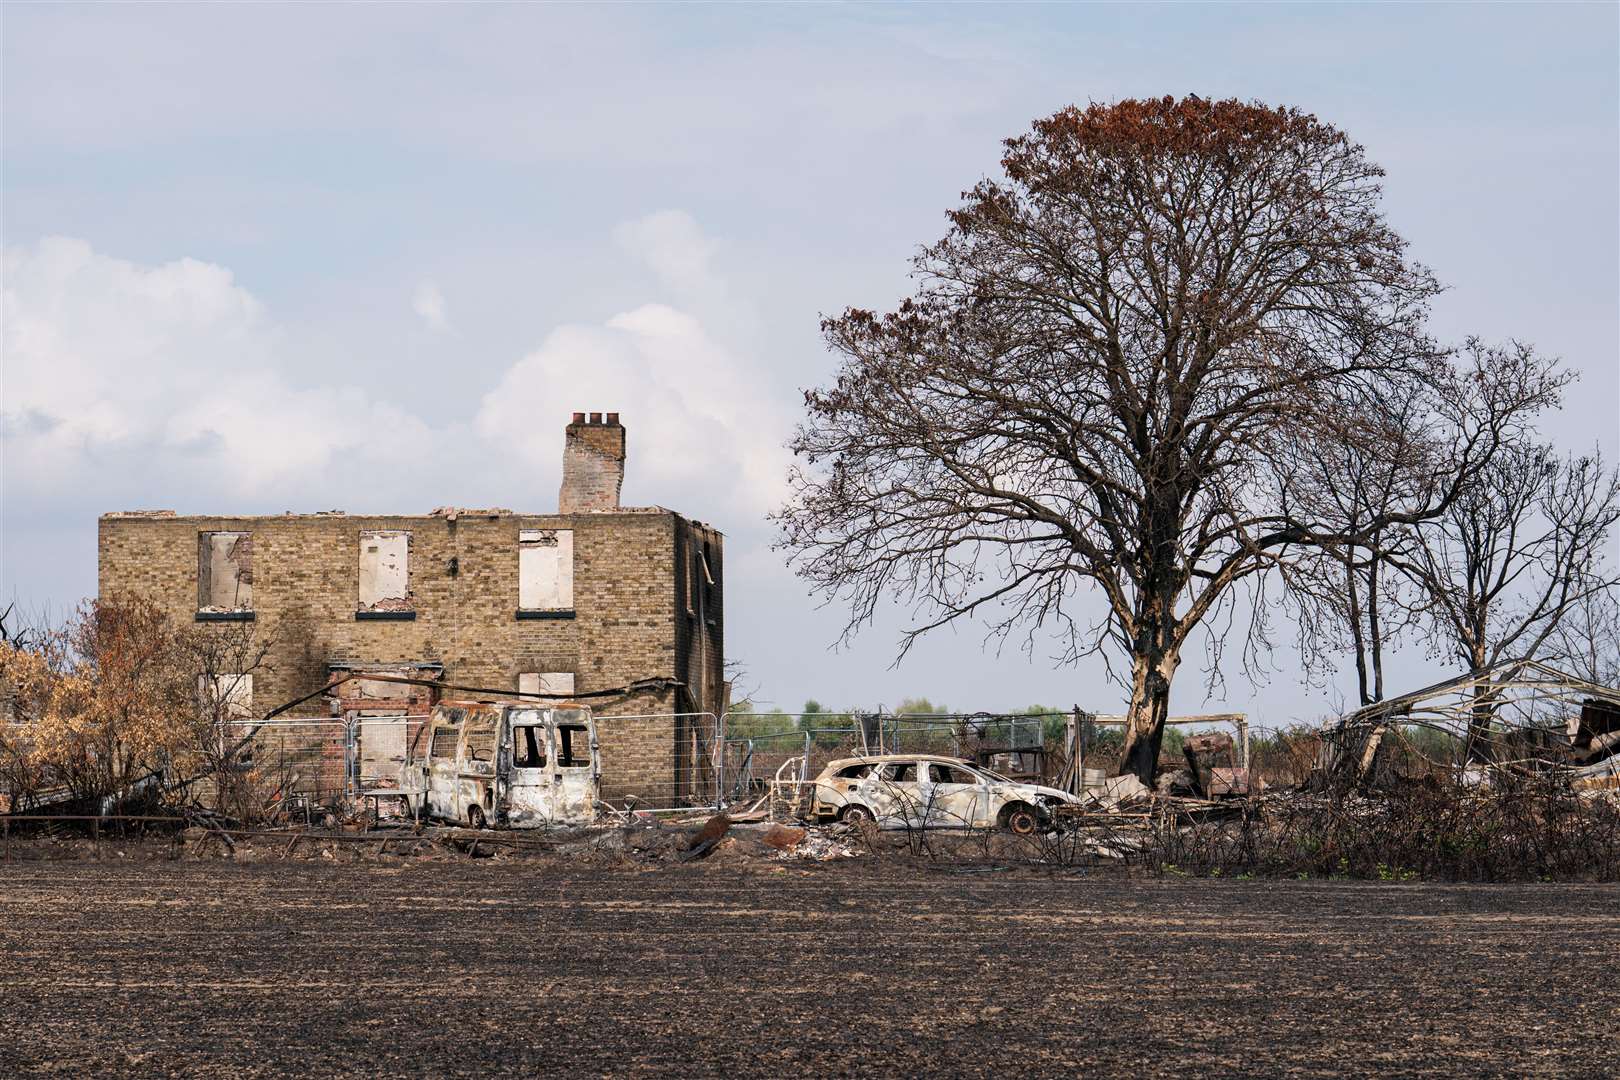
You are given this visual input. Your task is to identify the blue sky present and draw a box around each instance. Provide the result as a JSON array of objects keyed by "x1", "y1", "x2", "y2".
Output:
[{"x1": 4, "y1": 3, "x2": 1616, "y2": 724}]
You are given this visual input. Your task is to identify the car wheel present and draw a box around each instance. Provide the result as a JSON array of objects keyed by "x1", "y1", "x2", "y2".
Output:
[
  {"x1": 840, "y1": 804, "x2": 875, "y2": 825},
  {"x1": 1002, "y1": 803, "x2": 1040, "y2": 836},
  {"x1": 467, "y1": 805, "x2": 487, "y2": 830}
]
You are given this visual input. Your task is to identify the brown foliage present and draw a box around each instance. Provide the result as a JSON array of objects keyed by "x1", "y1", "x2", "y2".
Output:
[
  {"x1": 0, "y1": 595, "x2": 275, "y2": 815},
  {"x1": 778, "y1": 96, "x2": 1546, "y2": 783}
]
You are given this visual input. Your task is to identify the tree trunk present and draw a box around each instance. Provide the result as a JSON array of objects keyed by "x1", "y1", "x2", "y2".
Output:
[
  {"x1": 1463, "y1": 607, "x2": 1493, "y2": 762},
  {"x1": 1367, "y1": 544, "x2": 1386, "y2": 704},
  {"x1": 1347, "y1": 550, "x2": 1371, "y2": 706},
  {"x1": 1117, "y1": 643, "x2": 1179, "y2": 785},
  {"x1": 1465, "y1": 673, "x2": 1494, "y2": 764}
]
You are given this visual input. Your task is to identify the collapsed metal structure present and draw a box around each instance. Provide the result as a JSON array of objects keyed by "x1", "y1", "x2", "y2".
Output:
[{"x1": 1323, "y1": 659, "x2": 1620, "y2": 790}]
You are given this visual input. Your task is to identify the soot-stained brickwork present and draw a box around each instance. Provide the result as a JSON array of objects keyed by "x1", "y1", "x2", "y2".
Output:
[{"x1": 97, "y1": 415, "x2": 724, "y2": 805}]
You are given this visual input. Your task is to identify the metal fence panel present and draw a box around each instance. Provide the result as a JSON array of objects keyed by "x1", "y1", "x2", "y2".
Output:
[{"x1": 223, "y1": 719, "x2": 352, "y2": 814}]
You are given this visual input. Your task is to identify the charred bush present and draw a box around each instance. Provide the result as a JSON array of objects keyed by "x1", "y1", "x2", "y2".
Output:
[{"x1": 1141, "y1": 779, "x2": 1620, "y2": 881}]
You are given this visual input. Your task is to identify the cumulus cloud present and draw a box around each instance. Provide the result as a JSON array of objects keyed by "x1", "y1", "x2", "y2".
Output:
[
  {"x1": 612, "y1": 210, "x2": 722, "y2": 298},
  {"x1": 1, "y1": 237, "x2": 434, "y2": 499},
  {"x1": 3, "y1": 223, "x2": 787, "y2": 523},
  {"x1": 475, "y1": 301, "x2": 788, "y2": 518},
  {"x1": 412, "y1": 280, "x2": 451, "y2": 332}
]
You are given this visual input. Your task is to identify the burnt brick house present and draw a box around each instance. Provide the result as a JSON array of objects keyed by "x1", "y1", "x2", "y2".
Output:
[{"x1": 98, "y1": 413, "x2": 725, "y2": 805}]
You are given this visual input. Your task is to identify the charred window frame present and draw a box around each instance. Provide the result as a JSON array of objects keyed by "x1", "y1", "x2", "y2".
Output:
[
  {"x1": 700, "y1": 541, "x2": 717, "y2": 626},
  {"x1": 197, "y1": 532, "x2": 254, "y2": 619},
  {"x1": 685, "y1": 543, "x2": 697, "y2": 618}
]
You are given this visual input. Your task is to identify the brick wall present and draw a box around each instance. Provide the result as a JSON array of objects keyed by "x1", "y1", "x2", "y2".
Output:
[
  {"x1": 559, "y1": 413, "x2": 626, "y2": 514},
  {"x1": 98, "y1": 505, "x2": 723, "y2": 804}
]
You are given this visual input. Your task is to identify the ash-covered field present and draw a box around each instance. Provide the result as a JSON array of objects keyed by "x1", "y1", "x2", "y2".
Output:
[{"x1": 1, "y1": 862, "x2": 1615, "y2": 1077}]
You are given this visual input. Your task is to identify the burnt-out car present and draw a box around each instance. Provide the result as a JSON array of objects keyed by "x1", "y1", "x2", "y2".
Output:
[{"x1": 808, "y1": 754, "x2": 1079, "y2": 834}]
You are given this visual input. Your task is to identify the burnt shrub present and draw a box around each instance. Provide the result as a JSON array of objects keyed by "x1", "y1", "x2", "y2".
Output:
[{"x1": 1141, "y1": 777, "x2": 1620, "y2": 882}]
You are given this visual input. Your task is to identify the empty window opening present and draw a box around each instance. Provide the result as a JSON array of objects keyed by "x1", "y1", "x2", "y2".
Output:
[
  {"x1": 518, "y1": 672, "x2": 575, "y2": 697},
  {"x1": 359, "y1": 531, "x2": 412, "y2": 611},
  {"x1": 931, "y1": 764, "x2": 977, "y2": 785},
  {"x1": 518, "y1": 529, "x2": 573, "y2": 610},
  {"x1": 199, "y1": 674, "x2": 253, "y2": 720},
  {"x1": 883, "y1": 762, "x2": 918, "y2": 783},
  {"x1": 512, "y1": 726, "x2": 547, "y2": 769},
  {"x1": 429, "y1": 726, "x2": 459, "y2": 760},
  {"x1": 198, "y1": 532, "x2": 253, "y2": 611},
  {"x1": 835, "y1": 763, "x2": 875, "y2": 779},
  {"x1": 685, "y1": 542, "x2": 700, "y2": 616},
  {"x1": 557, "y1": 725, "x2": 590, "y2": 768},
  {"x1": 463, "y1": 725, "x2": 497, "y2": 764}
]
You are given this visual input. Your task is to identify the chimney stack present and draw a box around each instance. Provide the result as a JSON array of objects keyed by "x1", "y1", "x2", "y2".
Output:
[{"x1": 559, "y1": 412, "x2": 626, "y2": 514}]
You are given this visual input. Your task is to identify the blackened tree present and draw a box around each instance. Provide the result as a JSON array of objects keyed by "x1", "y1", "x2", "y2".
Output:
[
  {"x1": 1395, "y1": 440, "x2": 1619, "y2": 754},
  {"x1": 777, "y1": 96, "x2": 1546, "y2": 782},
  {"x1": 1280, "y1": 340, "x2": 1571, "y2": 710}
]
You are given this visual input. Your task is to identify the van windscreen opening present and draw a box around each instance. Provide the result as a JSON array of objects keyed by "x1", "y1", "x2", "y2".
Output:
[{"x1": 557, "y1": 725, "x2": 590, "y2": 768}]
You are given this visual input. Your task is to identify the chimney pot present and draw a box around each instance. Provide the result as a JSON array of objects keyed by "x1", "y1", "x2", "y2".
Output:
[
  {"x1": 572, "y1": 412, "x2": 586, "y2": 424},
  {"x1": 589, "y1": 412, "x2": 603, "y2": 424},
  {"x1": 606, "y1": 412, "x2": 619, "y2": 425}
]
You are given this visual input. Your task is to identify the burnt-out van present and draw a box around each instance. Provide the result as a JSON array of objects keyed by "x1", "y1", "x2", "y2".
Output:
[{"x1": 402, "y1": 700, "x2": 599, "y2": 828}]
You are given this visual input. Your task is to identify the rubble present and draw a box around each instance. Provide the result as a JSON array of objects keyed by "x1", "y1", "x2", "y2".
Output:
[
  {"x1": 677, "y1": 812, "x2": 732, "y2": 861},
  {"x1": 760, "y1": 823, "x2": 806, "y2": 850},
  {"x1": 1208, "y1": 767, "x2": 1255, "y2": 797},
  {"x1": 777, "y1": 825, "x2": 861, "y2": 860},
  {"x1": 1095, "y1": 772, "x2": 1149, "y2": 808},
  {"x1": 1182, "y1": 732, "x2": 1233, "y2": 796}
]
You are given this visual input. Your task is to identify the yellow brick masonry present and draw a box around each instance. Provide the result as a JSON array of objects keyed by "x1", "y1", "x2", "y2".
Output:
[{"x1": 98, "y1": 509, "x2": 724, "y2": 802}]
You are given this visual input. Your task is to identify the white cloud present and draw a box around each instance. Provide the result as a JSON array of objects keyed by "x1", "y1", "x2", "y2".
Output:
[
  {"x1": 475, "y1": 301, "x2": 789, "y2": 519},
  {"x1": 412, "y1": 280, "x2": 451, "y2": 332},
  {"x1": 612, "y1": 210, "x2": 722, "y2": 298},
  {"x1": 3, "y1": 226, "x2": 788, "y2": 522},
  {"x1": 1, "y1": 237, "x2": 434, "y2": 498}
]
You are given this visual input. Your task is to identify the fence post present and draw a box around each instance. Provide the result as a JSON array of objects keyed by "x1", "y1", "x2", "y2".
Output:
[
  {"x1": 345, "y1": 716, "x2": 357, "y2": 803},
  {"x1": 715, "y1": 711, "x2": 726, "y2": 809},
  {"x1": 1074, "y1": 705, "x2": 1087, "y2": 795}
]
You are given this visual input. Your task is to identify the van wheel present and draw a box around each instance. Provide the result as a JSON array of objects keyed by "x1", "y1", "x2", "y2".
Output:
[
  {"x1": 839, "y1": 804, "x2": 874, "y2": 825},
  {"x1": 1002, "y1": 803, "x2": 1040, "y2": 836},
  {"x1": 467, "y1": 805, "x2": 487, "y2": 830}
]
